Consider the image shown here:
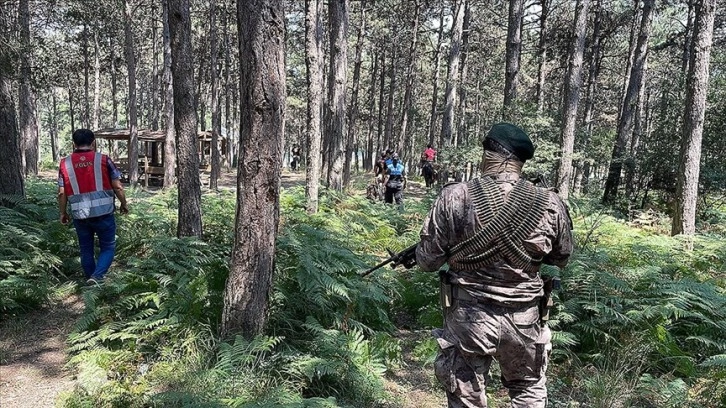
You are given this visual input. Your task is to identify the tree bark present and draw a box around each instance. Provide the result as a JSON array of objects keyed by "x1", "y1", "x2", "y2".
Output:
[
  {"x1": 209, "y1": 0, "x2": 221, "y2": 190},
  {"x1": 162, "y1": 0, "x2": 177, "y2": 188},
  {"x1": 398, "y1": 1, "x2": 421, "y2": 158},
  {"x1": 344, "y1": 1, "x2": 365, "y2": 187},
  {"x1": 0, "y1": 2, "x2": 24, "y2": 197},
  {"x1": 672, "y1": 0, "x2": 716, "y2": 236},
  {"x1": 535, "y1": 0, "x2": 549, "y2": 114},
  {"x1": 93, "y1": 31, "x2": 101, "y2": 130},
  {"x1": 427, "y1": 1, "x2": 445, "y2": 146},
  {"x1": 556, "y1": 0, "x2": 590, "y2": 200},
  {"x1": 383, "y1": 46, "x2": 396, "y2": 150},
  {"x1": 222, "y1": 0, "x2": 285, "y2": 339},
  {"x1": 503, "y1": 0, "x2": 524, "y2": 121},
  {"x1": 325, "y1": 0, "x2": 348, "y2": 191},
  {"x1": 124, "y1": 0, "x2": 139, "y2": 186},
  {"x1": 364, "y1": 49, "x2": 379, "y2": 170},
  {"x1": 151, "y1": 4, "x2": 160, "y2": 131},
  {"x1": 625, "y1": 57, "x2": 648, "y2": 201},
  {"x1": 440, "y1": 0, "x2": 465, "y2": 147},
  {"x1": 455, "y1": 0, "x2": 470, "y2": 147},
  {"x1": 19, "y1": 0, "x2": 38, "y2": 176},
  {"x1": 82, "y1": 24, "x2": 90, "y2": 129},
  {"x1": 305, "y1": 0, "x2": 323, "y2": 213},
  {"x1": 50, "y1": 88, "x2": 59, "y2": 162},
  {"x1": 603, "y1": 0, "x2": 653, "y2": 204},
  {"x1": 575, "y1": 0, "x2": 602, "y2": 195},
  {"x1": 168, "y1": 0, "x2": 203, "y2": 237}
]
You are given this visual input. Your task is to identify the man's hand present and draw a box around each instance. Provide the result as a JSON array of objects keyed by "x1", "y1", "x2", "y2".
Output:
[
  {"x1": 119, "y1": 203, "x2": 129, "y2": 214},
  {"x1": 60, "y1": 213, "x2": 70, "y2": 225}
]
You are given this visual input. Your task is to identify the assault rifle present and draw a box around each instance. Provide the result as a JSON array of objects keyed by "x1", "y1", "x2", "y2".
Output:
[{"x1": 360, "y1": 243, "x2": 418, "y2": 277}]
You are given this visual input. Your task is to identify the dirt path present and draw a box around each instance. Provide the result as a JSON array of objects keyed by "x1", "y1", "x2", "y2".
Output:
[{"x1": 0, "y1": 295, "x2": 83, "y2": 408}]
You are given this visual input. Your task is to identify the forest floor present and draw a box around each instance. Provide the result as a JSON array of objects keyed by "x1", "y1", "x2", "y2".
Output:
[{"x1": 0, "y1": 168, "x2": 445, "y2": 408}]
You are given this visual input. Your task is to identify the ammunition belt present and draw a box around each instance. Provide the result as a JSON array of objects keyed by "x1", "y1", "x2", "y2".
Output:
[{"x1": 449, "y1": 177, "x2": 550, "y2": 273}]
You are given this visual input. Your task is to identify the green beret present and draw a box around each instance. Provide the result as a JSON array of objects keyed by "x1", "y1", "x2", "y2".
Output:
[{"x1": 483, "y1": 122, "x2": 535, "y2": 161}]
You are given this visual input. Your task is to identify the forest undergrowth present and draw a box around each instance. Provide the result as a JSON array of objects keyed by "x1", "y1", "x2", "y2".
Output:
[{"x1": 1, "y1": 176, "x2": 725, "y2": 407}]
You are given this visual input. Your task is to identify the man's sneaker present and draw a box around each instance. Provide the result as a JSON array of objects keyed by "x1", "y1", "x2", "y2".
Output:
[{"x1": 86, "y1": 278, "x2": 102, "y2": 286}]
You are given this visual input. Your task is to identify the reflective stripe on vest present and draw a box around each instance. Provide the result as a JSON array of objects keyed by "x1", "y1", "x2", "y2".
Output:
[
  {"x1": 388, "y1": 163, "x2": 404, "y2": 176},
  {"x1": 64, "y1": 152, "x2": 115, "y2": 219}
]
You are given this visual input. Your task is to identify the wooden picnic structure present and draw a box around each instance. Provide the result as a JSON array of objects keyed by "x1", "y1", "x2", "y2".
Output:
[{"x1": 93, "y1": 128, "x2": 227, "y2": 186}]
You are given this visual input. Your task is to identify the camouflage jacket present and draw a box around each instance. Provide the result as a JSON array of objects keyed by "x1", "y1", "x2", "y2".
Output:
[{"x1": 415, "y1": 173, "x2": 573, "y2": 304}]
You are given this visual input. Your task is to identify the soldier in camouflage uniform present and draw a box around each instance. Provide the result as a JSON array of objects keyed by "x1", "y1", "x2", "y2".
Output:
[{"x1": 415, "y1": 123, "x2": 573, "y2": 408}]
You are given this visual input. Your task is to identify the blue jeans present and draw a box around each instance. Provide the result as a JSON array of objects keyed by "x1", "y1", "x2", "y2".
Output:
[{"x1": 73, "y1": 213, "x2": 117, "y2": 280}]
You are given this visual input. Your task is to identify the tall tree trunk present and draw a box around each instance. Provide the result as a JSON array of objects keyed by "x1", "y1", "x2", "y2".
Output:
[
  {"x1": 556, "y1": 0, "x2": 589, "y2": 200},
  {"x1": 344, "y1": 1, "x2": 365, "y2": 187},
  {"x1": 305, "y1": 0, "x2": 324, "y2": 213},
  {"x1": 398, "y1": 1, "x2": 421, "y2": 158},
  {"x1": 325, "y1": 0, "x2": 348, "y2": 191},
  {"x1": 169, "y1": 0, "x2": 202, "y2": 237},
  {"x1": 209, "y1": 0, "x2": 221, "y2": 190},
  {"x1": 222, "y1": 0, "x2": 285, "y2": 339},
  {"x1": 93, "y1": 31, "x2": 101, "y2": 130},
  {"x1": 427, "y1": 1, "x2": 445, "y2": 146},
  {"x1": 163, "y1": 0, "x2": 176, "y2": 188},
  {"x1": 151, "y1": 5, "x2": 160, "y2": 131},
  {"x1": 376, "y1": 50, "x2": 386, "y2": 152},
  {"x1": 0, "y1": 2, "x2": 24, "y2": 197},
  {"x1": 535, "y1": 0, "x2": 549, "y2": 113},
  {"x1": 68, "y1": 79, "x2": 76, "y2": 132},
  {"x1": 364, "y1": 49, "x2": 379, "y2": 170},
  {"x1": 575, "y1": 0, "x2": 602, "y2": 194},
  {"x1": 124, "y1": 0, "x2": 140, "y2": 186},
  {"x1": 672, "y1": 0, "x2": 716, "y2": 236},
  {"x1": 19, "y1": 0, "x2": 38, "y2": 176},
  {"x1": 110, "y1": 37, "x2": 118, "y2": 128},
  {"x1": 617, "y1": 1, "x2": 640, "y2": 125},
  {"x1": 603, "y1": 0, "x2": 653, "y2": 204},
  {"x1": 50, "y1": 88, "x2": 59, "y2": 162},
  {"x1": 383, "y1": 46, "x2": 396, "y2": 150},
  {"x1": 502, "y1": 0, "x2": 524, "y2": 121},
  {"x1": 625, "y1": 57, "x2": 648, "y2": 201},
  {"x1": 440, "y1": 0, "x2": 465, "y2": 147},
  {"x1": 455, "y1": 0, "x2": 470, "y2": 147},
  {"x1": 83, "y1": 24, "x2": 90, "y2": 129},
  {"x1": 223, "y1": 3, "x2": 233, "y2": 169}
]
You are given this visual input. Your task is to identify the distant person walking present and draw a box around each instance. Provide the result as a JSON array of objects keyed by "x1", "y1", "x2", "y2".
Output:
[
  {"x1": 57, "y1": 129, "x2": 129, "y2": 285},
  {"x1": 383, "y1": 153, "x2": 407, "y2": 209}
]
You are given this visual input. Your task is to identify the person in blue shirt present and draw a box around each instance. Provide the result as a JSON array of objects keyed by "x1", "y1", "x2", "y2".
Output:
[{"x1": 383, "y1": 153, "x2": 407, "y2": 208}]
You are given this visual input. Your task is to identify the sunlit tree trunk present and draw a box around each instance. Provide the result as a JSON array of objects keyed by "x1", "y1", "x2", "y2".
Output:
[
  {"x1": 344, "y1": 1, "x2": 365, "y2": 187},
  {"x1": 93, "y1": 31, "x2": 101, "y2": 130},
  {"x1": 440, "y1": 0, "x2": 465, "y2": 147},
  {"x1": 426, "y1": 1, "x2": 445, "y2": 147},
  {"x1": 556, "y1": 0, "x2": 589, "y2": 200},
  {"x1": 455, "y1": 0, "x2": 470, "y2": 147},
  {"x1": 162, "y1": 0, "x2": 176, "y2": 188},
  {"x1": 0, "y1": 2, "x2": 24, "y2": 197},
  {"x1": 535, "y1": 0, "x2": 549, "y2": 114},
  {"x1": 399, "y1": 1, "x2": 421, "y2": 157},
  {"x1": 50, "y1": 88, "x2": 59, "y2": 162},
  {"x1": 82, "y1": 24, "x2": 90, "y2": 129},
  {"x1": 19, "y1": 0, "x2": 38, "y2": 176},
  {"x1": 603, "y1": 0, "x2": 653, "y2": 204},
  {"x1": 151, "y1": 5, "x2": 160, "y2": 131},
  {"x1": 502, "y1": 0, "x2": 524, "y2": 121},
  {"x1": 169, "y1": 0, "x2": 202, "y2": 237},
  {"x1": 672, "y1": 0, "x2": 716, "y2": 236},
  {"x1": 575, "y1": 0, "x2": 602, "y2": 195},
  {"x1": 305, "y1": 0, "x2": 324, "y2": 213},
  {"x1": 325, "y1": 0, "x2": 348, "y2": 191},
  {"x1": 383, "y1": 46, "x2": 396, "y2": 150},
  {"x1": 364, "y1": 49, "x2": 379, "y2": 170},
  {"x1": 222, "y1": 0, "x2": 285, "y2": 339},
  {"x1": 209, "y1": 0, "x2": 221, "y2": 190},
  {"x1": 124, "y1": 0, "x2": 140, "y2": 186}
]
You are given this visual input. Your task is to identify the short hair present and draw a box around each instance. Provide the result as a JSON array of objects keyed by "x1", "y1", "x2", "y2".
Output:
[
  {"x1": 427, "y1": 143, "x2": 433, "y2": 148},
  {"x1": 72, "y1": 129, "x2": 95, "y2": 147}
]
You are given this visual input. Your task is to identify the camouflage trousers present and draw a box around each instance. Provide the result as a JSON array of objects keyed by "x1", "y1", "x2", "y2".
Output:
[{"x1": 433, "y1": 301, "x2": 551, "y2": 408}]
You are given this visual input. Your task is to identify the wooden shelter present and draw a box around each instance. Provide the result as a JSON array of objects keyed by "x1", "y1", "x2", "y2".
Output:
[{"x1": 93, "y1": 128, "x2": 227, "y2": 185}]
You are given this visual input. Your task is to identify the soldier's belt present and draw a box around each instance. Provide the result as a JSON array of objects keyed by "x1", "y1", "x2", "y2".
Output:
[{"x1": 453, "y1": 285, "x2": 538, "y2": 309}]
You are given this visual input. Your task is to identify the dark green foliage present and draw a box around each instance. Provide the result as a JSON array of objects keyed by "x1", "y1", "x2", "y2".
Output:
[{"x1": 0, "y1": 180, "x2": 75, "y2": 315}]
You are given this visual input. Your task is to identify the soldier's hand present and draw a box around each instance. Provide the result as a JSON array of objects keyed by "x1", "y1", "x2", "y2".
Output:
[
  {"x1": 60, "y1": 213, "x2": 70, "y2": 225},
  {"x1": 119, "y1": 204, "x2": 129, "y2": 214}
]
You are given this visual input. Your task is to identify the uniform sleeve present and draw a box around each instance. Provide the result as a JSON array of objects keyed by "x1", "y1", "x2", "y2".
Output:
[
  {"x1": 416, "y1": 185, "x2": 464, "y2": 271},
  {"x1": 106, "y1": 157, "x2": 122, "y2": 180},
  {"x1": 543, "y1": 191, "x2": 574, "y2": 268}
]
